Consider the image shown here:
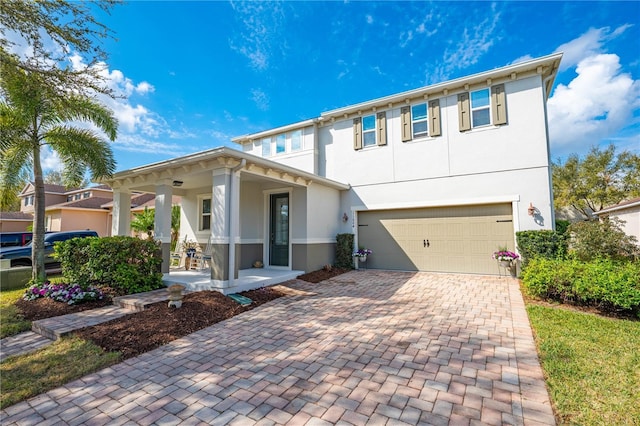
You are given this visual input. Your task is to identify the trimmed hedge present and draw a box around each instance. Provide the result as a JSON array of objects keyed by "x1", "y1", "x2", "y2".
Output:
[
  {"x1": 516, "y1": 230, "x2": 567, "y2": 267},
  {"x1": 522, "y1": 257, "x2": 640, "y2": 317},
  {"x1": 335, "y1": 233, "x2": 354, "y2": 269},
  {"x1": 54, "y1": 236, "x2": 164, "y2": 294}
]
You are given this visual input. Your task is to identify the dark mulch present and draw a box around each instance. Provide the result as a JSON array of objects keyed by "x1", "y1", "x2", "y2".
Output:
[
  {"x1": 73, "y1": 287, "x2": 286, "y2": 359},
  {"x1": 296, "y1": 267, "x2": 351, "y2": 283},
  {"x1": 15, "y1": 297, "x2": 113, "y2": 321}
]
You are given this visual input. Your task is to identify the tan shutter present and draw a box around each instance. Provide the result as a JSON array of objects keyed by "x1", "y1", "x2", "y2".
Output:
[
  {"x1": 491, "y1": 84, "x2": 507, "y2": 125},
  {"x1": 376, "y1": 112, "x2": 387, "y2": 146},
  {"x1": 400, "y1": 106, "x2": 411, "y2": 142},
  {"x1": 353, "y1": 117, "x2": 363, "y2": 150},
  {"x1": 428, "y1": 99, "x2": 441, "y2": 137},
  {"x1": 458, "y1": 93, "x2": 471, "y2": 132}
]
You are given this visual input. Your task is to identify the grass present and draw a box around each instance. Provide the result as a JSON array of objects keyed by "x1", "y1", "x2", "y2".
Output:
[
  {"x1": 0, "y1": 288, "x2": 31, "y2": 338},
  {"x1": 0, "y1": 336, "x2": 120, "y2": 409},
  {"x1": 527, "y1": 304, "x2": 640, "y2": 425}
]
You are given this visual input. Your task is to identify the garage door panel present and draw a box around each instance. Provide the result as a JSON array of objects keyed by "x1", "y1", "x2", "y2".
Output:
[{"x1": 359, "y1": 204, "x2": 514, "y2": 275}]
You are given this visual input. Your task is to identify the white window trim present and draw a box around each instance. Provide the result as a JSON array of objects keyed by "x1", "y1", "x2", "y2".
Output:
[
  {"x1": 411, "y1": 103, "x2": 429, "y2": 139},
  {"x1": 471, "y1": 88, "x2": 491, "y2": 128},
  {"x1": 362, "y1": 114, "x2": 377, "y2": 148},
  {"x1": 197, "y1": 195, "x2": 212, "y2": 232}
]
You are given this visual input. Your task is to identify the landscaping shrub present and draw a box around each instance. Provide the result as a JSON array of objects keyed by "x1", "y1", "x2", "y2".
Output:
[
  {"x1": 55, "y1": 236, "x2": 164, "y2": 294},
  {"x1": 567, "y1": 217, "x2": 639, "y2": 262},
  {"x1": 335, "y1": 233, "x2": 354, "y2": 269},
  {"x1": 522, "y1": 257, "x2": 640, "y2": 316},
  {"x1": 555, "y1": 219, "x2": 570, "y2": 235},
  {"x1": 516, "y1": 230, "x2": 567, "y2": 267}
]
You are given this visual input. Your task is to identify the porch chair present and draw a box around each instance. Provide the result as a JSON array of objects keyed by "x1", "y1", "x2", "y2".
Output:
[
  {"x1": 197, "y1": 236, "x2": 214, "y2": 271},
  {"x1": 170, "y1": 239, "x2": 184, "y2": 268}
]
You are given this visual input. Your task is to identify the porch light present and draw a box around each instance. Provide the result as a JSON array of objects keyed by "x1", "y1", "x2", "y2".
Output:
[{"x1": 172, "y1": 180, "x2": 183, "y2": 187}]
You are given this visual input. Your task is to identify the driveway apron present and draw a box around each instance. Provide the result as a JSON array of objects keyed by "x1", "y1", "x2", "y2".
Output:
[{"x1": 0, "y1": 271, "x2": 555, "y2": 425}]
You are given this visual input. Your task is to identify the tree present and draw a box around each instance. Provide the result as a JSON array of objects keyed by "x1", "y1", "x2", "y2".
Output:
[
  {"x1": 0, "y1": 0, "x2": 119, "y2": 99},
  {"x1": 171, "y1": 205, "x2": 181, "y2": 250},
  {"x1": 131, "y1": 207, "x2": 155, "y2": 239},
  {"x1": 0, "y1": 62, "x2": 117, "y2": 282},
  {"x1": 553, "y1": 145, "x2": 640, "y2": 219}
]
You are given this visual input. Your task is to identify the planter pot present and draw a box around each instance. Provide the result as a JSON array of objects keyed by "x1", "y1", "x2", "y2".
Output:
[
  {"x1": 359, "y1": 255, "x2": 367, "y2": 262},
  {"x1": 185, "y1": 249, "x2": 196, "y2": 270},
  {"x1": 499, "y1": 260, "x2": 512, "y2": 268}
]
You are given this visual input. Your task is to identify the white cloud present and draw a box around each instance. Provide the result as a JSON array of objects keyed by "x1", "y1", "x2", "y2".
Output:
[
  {"x1": 366, "y1": 14, "x2": 374, "y2": 24},
  {"x1": 228, "y1": 1, "x2": 286, "y2": 71},
  {"x1": 548, "y1": 53, "x2": 639, "y2": 155},
  {"x1": 251, "y1": 88, "x2": 270, "y2": 111},
  {"x1": 554, "y1": 25, "x2": 632, "y2": 71}
]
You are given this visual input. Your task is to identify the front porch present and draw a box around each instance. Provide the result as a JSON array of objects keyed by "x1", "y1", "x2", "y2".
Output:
[{"x1": 162, "y1": 267, "x2": 304, "y2": 295}]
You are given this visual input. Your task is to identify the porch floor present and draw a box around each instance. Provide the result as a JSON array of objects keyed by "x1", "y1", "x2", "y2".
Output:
[{"x1": 162, "y1": 267, "x2": 304, "y2": 295}]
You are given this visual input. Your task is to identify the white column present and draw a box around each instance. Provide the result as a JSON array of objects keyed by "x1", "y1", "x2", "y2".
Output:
[
  {"x1": 112, "y1": 189, "x2": 131, "y2": 236},
  {"x1": 155, "y1": 183, "x2": 173, "y2": 273}
]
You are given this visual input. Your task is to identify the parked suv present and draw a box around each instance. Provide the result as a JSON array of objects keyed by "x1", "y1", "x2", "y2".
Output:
[
  {"x1": 0, "y1": 231, "x2": 34, "y2": 248},
  {"x1": 0, "y1": 230, "x2": 98, "y2": 269}
]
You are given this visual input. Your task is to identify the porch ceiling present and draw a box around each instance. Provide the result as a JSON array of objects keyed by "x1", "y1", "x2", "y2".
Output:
[{"x1": 103, "y1": 147, "x2": 349, "y2": 194}]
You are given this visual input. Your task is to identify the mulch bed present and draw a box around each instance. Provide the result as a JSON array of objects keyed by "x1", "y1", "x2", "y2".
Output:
[
  {"x1": 12, "y1": 268, "x2": 352, "y2": 360},
  {"x1": 295, "y1": 267, "x2": 351, "y2": 283},
  {"x1": 15, "y1": 297, "x2": 113, "y2": 321},
  {"x1": 73, "y1": 288, "x2": 286, "y2": 359}
]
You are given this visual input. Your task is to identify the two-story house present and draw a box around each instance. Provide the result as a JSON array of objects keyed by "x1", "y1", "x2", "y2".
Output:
[{"x1": 105, "y1": 53, "x2": 562, "y2": 293}]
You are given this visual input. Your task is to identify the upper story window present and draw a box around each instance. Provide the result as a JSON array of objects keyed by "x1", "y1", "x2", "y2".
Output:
[
  {"x1": 290, "y1": 130, "x2": 302, "y2": 151},
  {"x1": 276, "y1": 134, "x2": 286, "y2": 154},
  {"x1": 200, "y1": 198, "x2": 211, "y2": 231},
  {"x1": 83, "y1": 191, "x2": 91, "y2": 199},
  {"x1": 24, "y1": 195, "x2": 34, "y2": 206},
  {"x1": 67, "y1": 195, "x2": 73, "y2": 202},
  {"x1": 353, "y1": 112, "x2": 387, "y2": 150},
  {"x1": 471, "y1": 89, "x2": 490, "y2": 127},
  {"x1": 458, "y1": 83, "x2": 507, "y2": 132},
  {"x1": 362, "y1": 115, "x2": 376, "y2": 147},
  {"x1": 401, "y1": 100, "x2": 441, "y2": 142},
  {"x1": 411, "y1": 103, "x2": 428, "y2": 138},
  {"x1": 261, "y1": 137, "x2": 271, "y2": 157}
]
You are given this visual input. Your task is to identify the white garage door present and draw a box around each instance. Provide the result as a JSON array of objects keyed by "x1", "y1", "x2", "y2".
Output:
[{"x1": 357, "y1": 204, "x2": 514, "y2": 275}]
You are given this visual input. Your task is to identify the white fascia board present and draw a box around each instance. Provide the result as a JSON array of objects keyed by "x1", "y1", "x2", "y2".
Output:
[
  {"x1": 231, "y1": 118, "x2": 317, "y2": 144},
  {"x1": 321, "y1": 53, "x2": 563, "y2": 120},
  {"x1": 350, "y1": 194, "x2": 521, "y2": 212},
  {"x1": 105, "y1": 147, "x2": 350, "y2": 191}
]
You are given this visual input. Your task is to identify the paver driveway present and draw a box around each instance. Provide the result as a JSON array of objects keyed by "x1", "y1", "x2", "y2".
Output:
[{"x1": 1, "y1": 271, "x2": 555, "y2": 425}]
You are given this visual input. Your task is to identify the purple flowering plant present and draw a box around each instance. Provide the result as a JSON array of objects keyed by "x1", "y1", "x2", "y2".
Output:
[
  {"x1": 353, "y1": 248, "x2": 372, "y2": 258},
  {"x1": 24, "y1": 281, "x2": 104, "y2": 305},
  {"x1": 492, "y1": 250, "x2": 519, "y2": 262}
]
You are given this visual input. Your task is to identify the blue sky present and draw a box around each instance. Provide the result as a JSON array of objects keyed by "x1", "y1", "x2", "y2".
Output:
[{"x1": 25, "y1": 1, "x2": 640, "y2": 172}]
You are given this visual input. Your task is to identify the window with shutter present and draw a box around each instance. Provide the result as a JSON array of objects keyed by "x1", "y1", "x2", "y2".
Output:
[
  {"x1": 411, "y1": 103, "x2": 428, "y2": 138},
  {"x1": 491, "y1": 84, "x2": 507, "y2": 125},
  {"x1": 458, "y1": 93, "x2": 471, "y2": 132},
  {"x1": 471, "y1": 89, "x2": 490, "y2": 127},
  {"x1": 428, "y1": 99, "x2": 441, "y2": 137},
  {"x1": 377, "y1": 112, "x2": 387, "y2": 146},
  {"x1": 362, "y1": 115, "x2": 376, "y2": 147},
  {"x1": 401, "y1": 106, "x2": 411, "y2": 142},
  {"x1": 353, "y1": 117, "x2": 363, "y2": 150}
]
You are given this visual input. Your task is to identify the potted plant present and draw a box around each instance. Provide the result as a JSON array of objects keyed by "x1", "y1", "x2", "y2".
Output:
[
  {"x1": 353, "y1": 248, "x2": 372, "y2": 262},
  {"x1": 181, "y1": 239, "x2": 198, "y2": 270},
  {"x1": 492, "y1": 247, "x2": 519, "y2": 267}
]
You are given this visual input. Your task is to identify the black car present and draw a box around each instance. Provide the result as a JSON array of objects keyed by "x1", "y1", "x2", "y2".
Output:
[
  {"x1": 0, "y1": 230, "x2": 98, "y2": 269},
  {"x1": 0, "y1": 231, "x2": 34, "y2": 247}
]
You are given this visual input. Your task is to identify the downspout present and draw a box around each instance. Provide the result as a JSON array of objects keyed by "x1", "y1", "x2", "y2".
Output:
[
  {"x1": 228, "y1": 159, "x2": 246, "y2": 288},
  {"x1": 542, "y1": 72, "x2": 557, "y2": 229}
]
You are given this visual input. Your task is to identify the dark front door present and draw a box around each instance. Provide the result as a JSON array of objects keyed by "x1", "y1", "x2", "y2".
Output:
[{"x1": 270, "y1": 193, "x2": 289, "y2": 267}]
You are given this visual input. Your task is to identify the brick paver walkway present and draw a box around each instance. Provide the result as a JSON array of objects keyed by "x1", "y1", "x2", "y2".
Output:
[{"x1": 0, "y1": 271, "x2": 555, "y2": 425}]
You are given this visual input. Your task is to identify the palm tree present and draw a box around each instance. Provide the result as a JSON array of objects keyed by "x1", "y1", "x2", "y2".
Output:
[
  {"x1": 0, "y1": 62, "x2": 117, "y2": 282},
  {"x1": 131, "y1": 207, "x2": 155, "y2": 239}
]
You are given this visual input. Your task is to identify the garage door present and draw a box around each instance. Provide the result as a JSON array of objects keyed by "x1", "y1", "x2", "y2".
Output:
[{"x1": 357, "y1": 204, "x2": 514, "y2": 275}]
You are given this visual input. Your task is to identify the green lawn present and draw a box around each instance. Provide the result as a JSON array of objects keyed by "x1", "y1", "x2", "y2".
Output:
[
  {"x1": 0, "y1": 288, "x2": 31, "y2": 338},
  {"x1": 0, "y1": 336, "x2": 120, "y2": 409},
  {"x1": 527, "y1": 305, "x2": 640, "y2": 425}
]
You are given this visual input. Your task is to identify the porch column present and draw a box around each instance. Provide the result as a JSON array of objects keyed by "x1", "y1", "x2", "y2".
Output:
[
  {"x1": 155, "y1": 183, "x2": 173, "y2": 273},
  {"x1": 111, "y1": 189, "x2": 131, "y2": 236},
  {"x1": 211, "y1": 170, "x2": 231, "y2": 285}
]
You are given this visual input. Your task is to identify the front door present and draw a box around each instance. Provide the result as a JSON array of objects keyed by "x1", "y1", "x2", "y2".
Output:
[{"x1": 270, "y1": 193, "x2": 289, "y2": 267}]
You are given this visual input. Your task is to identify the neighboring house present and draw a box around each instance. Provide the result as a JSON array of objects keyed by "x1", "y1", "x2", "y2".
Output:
[
  {"x1": 0, "y1": 212, "x2": 33, "y2": 232},
  {"x1": 593, "y1": 197, "x2": 640, "y2": 241},
  {"x1": 105, "y1": 53, "x2": 562, "y2": 292}
]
